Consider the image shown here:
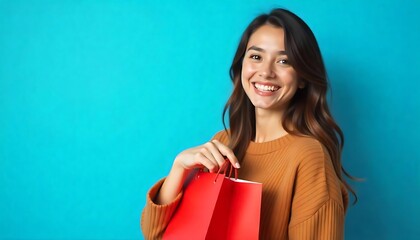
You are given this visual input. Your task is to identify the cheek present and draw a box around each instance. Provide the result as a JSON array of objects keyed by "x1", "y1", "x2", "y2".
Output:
[
  {"x1": 241, "y1": 62, "x2": 256, "y2": 82},
  {"x1": 279, "y1": 70, "x2": 299, "y2": 86}
]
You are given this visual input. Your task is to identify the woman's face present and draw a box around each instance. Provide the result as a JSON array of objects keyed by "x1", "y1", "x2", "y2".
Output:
[{"x1": 241, "y1": 24, "x2": 302, "y2": 112}]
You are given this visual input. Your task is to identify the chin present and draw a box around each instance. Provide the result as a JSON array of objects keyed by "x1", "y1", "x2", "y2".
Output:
[
  {"x1": 251, "y1": 100, "x2": 284, "y2": 111},
  {"x1": 252, "y1": 102, "x2": 275, "y2": 110}
]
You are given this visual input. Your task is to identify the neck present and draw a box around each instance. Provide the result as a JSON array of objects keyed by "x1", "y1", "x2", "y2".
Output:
[{"x1": 254, "y1": 108, "x2": 288, "y2": 143}]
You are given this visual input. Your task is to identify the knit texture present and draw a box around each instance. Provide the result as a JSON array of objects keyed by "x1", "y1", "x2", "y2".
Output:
[{"x1": 141, "y1": 130, "x2": 348, "y2": 239}]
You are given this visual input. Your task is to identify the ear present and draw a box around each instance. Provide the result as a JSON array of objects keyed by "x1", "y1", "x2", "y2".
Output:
[{"x1": 298, "y1": 80, "x2": 306, "y2": 89}]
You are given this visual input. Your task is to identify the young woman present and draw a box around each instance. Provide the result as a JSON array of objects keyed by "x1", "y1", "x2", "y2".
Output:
[{"x1": 141, "y1": 8, "x2": 356, "y2": 239}]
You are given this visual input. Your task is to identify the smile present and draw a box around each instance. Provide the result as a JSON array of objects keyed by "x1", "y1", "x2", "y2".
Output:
[{"x1": 253, "y1": 83, "x2": 280, "y2": 92}]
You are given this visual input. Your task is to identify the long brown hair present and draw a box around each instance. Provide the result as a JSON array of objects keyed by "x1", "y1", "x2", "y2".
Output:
[{"x1": 222, "y1": 8, "x2": 357, "y2": 203}]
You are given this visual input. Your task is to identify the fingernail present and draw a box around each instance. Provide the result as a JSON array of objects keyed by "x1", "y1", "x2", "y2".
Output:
[{"x1": 235, "y1": 163, "x2": 241, "y2": 168}]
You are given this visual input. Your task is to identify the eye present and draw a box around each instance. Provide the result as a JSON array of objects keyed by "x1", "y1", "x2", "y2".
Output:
[
  {"x1": 249, "y1": 54, "x2": 261, "y2": 60},
  {"x1": 277, "y1": 59, "x2": 289, "y2": 65}
]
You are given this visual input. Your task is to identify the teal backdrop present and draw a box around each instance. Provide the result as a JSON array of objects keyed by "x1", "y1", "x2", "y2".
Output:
[{"x1": 1, "y1": 0, "x2": 419, "y2": 239}]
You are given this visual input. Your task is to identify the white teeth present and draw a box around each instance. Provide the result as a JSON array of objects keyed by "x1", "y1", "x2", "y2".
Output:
[{"x1": 255, "y1": 83, "x2": 279, "y2": 92}]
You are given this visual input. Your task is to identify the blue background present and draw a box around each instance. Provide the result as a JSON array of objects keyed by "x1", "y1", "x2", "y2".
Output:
[{"x1": 1, "y1": 0, "x2": 419, "y2": 239}]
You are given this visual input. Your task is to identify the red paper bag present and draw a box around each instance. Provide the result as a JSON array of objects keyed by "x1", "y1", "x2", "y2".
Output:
[{"x1": 163, "y1": 167, "x2": 262, "y2": 240}]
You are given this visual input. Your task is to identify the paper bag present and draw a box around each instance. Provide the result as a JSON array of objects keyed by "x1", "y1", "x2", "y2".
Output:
[{"x1": 163, "y1": 166, "x2": 262, "y2": 240}]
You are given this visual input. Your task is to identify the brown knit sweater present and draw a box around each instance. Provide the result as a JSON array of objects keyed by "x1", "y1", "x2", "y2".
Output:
[{"x1": 141, "y1": 131, "x2": 349, "y2": 239}]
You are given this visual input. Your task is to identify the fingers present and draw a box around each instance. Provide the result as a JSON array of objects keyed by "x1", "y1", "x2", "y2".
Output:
[
  {"x1": 195, "y1": 145, "x2": 221, "y2": 173},
  {"x1": 203, "y1": 141, "x2": 227, "y2": 167},
  {"x1": 209, "y1": 140, "x2": 240, "y2": 169},
  {"x1": 194, "y1": 151, "x2": 220, "y2": 173},
  {"x1": 175, "y1": 140, "x2": 240, "y2": 173}
]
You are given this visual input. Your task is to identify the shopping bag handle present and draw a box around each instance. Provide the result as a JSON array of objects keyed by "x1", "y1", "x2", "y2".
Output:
[{"x1": 214, "y1": 158, "x2": 238, "y2": 182}]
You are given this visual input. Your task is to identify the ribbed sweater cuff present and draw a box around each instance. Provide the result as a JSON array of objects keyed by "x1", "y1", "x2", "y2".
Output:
[{"x1": 141, "y1": 178, "x2": 183, "y2": 239}]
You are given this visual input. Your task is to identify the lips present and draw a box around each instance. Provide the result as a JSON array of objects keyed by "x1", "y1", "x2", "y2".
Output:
[{"x1": 253, "y1": 83, "x2": 280, "y2": 92}]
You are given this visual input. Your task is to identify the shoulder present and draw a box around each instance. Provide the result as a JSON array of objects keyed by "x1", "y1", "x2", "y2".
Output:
[
  {"x1": 211, "y1": 129, "x2": 230, "y2": 145},
  {"x1": 286, "y1": 135, "x2": 328, "y2": 164},
  {"x1": 288, "y1": 134, "x2": 324, "y2": 150},
  {"x1": 289, "y1": 135, "x2": 346, "y2": 212},
  {"x1": 288, "y1": 135, "x2": 334, "y2": 178}
]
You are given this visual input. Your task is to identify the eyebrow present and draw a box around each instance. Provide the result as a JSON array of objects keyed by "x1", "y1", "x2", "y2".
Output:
[{"x1": 247, "y1": 46, "x2": 287, "y2": 55}]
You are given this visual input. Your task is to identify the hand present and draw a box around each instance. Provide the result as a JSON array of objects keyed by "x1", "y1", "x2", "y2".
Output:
[
  {"x1": 156, "y1": 139, "x2": 240, "y2": 205},
  {"x1": 174, "y1": 140, "x2": 240, "y2": 173}
]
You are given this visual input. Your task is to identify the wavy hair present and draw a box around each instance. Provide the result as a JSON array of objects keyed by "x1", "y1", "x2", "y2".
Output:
[{"x1": 222, "y1": 8, "x2": 357, "y2": 203}]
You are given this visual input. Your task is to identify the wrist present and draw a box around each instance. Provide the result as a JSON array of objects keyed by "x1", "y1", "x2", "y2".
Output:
[{"x1": 171, "y1": 158, "x2": 191, "y2": 179}]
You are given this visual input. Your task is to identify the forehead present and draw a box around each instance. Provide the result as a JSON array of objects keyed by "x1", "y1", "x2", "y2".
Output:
[{"x1": 247, "y1": 25, "x2": 285, "y2": 50}]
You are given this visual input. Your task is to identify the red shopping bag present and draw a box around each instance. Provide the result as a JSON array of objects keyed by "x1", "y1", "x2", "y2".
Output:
[{"x1": 163, "y1": 163, "x2": 262, "y2": 240}]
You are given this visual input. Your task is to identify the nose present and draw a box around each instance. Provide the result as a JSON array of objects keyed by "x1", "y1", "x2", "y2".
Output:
[{"x1": 259, "y1": 61, "x2": 275, "y2": 78}]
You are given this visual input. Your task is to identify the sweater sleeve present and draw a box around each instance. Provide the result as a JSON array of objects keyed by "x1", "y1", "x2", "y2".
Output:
[
  {"x1": 140, "y1": 178, "x2": 183, "y2": 240},
  {"x1": 288, "y1": 141, "x2": 346, "y2": 240},
  {"x1": 288, "y1": 199, "x2": 345, "y2": 239},
  {"x1": 140, "y1": 131, "x2": 227, "y2": 239}
]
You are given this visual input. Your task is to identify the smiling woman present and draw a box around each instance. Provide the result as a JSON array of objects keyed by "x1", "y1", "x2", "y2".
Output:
[
  {"x1": 141, "y1": 8, "x2": 357, "y2": 239},
  {"x1": 241, "y1": 25, "x2": 302, "y2": 113}
]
